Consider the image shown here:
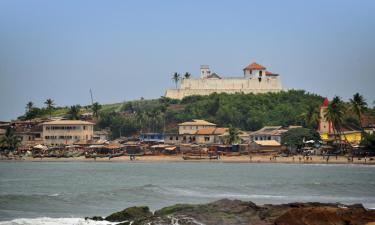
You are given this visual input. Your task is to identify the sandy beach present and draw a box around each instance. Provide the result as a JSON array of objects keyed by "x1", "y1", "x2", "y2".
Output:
[{"x1": 2, "y1": 155, "x2": 374, "y2": 165}]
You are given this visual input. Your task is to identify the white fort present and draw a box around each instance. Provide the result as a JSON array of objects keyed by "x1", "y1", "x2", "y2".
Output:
[{"x1": 165, "y1": 62, "x2": 283, "y2": 99}]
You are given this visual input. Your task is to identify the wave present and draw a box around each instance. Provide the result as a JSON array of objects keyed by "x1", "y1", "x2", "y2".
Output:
[{"x1": 0, "y1": 217, "x2": 119, "y2": 225}]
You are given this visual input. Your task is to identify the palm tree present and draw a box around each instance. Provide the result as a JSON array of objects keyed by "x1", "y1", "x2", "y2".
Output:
[
  {"x1": 350, "y1": 93, "x2": 367, "y2": 130},
  {"x1": 184, "y1": 72, "x2": 191, "y2": 79},
  {"x1": 324, "y1": 96, "x2": 345, "y2": 150},
  {"x1": 92, "y1": 102, "x2": 102, "y2": 119},
  {"x1": 26, "y1": 101, "x2": 34, "y2": 112},
  {"x1": 68, "y1": 105, "x2": 81, "y2": 120},
  {"x1": 172, "y1": 72, "x2": 180, "y2": 89},
  {"x1": 301, "y1": 104, "x2": 319, "y2": 129},
  {"x1": 0, "y1": 127, "x2": 21, "y2": 152},
  {"x1": 224, "y1": 126, "x2": 240, "y2": 145},
  {"x1": 44, "y1": 98, "x2": 55, "y2": 118}
]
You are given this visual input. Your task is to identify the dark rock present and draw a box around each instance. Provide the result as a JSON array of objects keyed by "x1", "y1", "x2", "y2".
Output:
[
  {"x1": 85, "y1": 216, "x2": 104, "y2": 221},
  {"x1": 105, "y1": 206, "x2": 152, "y2": 222},
  {"x1": 90, "y1": 199, "x2": 375, "y2": 225}
]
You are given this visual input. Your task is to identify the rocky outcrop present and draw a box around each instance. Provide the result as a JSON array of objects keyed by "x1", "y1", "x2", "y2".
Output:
[
  {"x1": 87, "y1": 199, "x2": 375, "y2": 225},
  {"x1": 104, "y1": 206, "x2": 152, "y2": 222}
]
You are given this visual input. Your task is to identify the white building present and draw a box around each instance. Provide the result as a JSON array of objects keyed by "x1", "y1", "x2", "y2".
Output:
[{"x1": 165, "y1": 62, "x2": 283, "y2": 99}]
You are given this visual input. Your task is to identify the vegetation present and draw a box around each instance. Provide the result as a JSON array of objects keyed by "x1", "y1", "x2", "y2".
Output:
[
  {"x1": 223, "y1": 126, "x2": 240, "y2": 144},
  {"x1": 360, "y1": 133, "x2": 375, "y2": 151},
  {"x1": 68, "y1": 105, "x2": 81, "y2": 120},
  {"x1": 44, "y1": 98, "x2": 55, "y2": 118},
  {"x1": 0, "y1": 127, "x2": 22, "y2": 151},
  {"x1": 172, "y1": 72, "x2": 180, "y2": 89},
  {"x1": 184, "y1": 72, "x2": 191, "y2": 79},
  {"x1": 281, "y1": 128, "x2": 321, "y2": 149},
  {"x1": 91, "y1": 102, "x2": 102, "y2": 119},
  {"x1": 324, "y1": 96, "x2": 346, "y2": 148},
  {"x1": 18, "y1": 90, "x2": 373, "y2": 139},
  {"x1": 350, "y1": 93, "x2": 367, "y2": 131}
]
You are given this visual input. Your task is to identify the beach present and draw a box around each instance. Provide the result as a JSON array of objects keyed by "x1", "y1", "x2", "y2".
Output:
[{"x1": 3, "y1": 154, "x2": 375, "y2": 165}]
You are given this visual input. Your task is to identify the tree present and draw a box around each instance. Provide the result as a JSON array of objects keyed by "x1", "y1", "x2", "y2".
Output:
[
  {"x1": 281, "y1": 127, "x2": 321, "y2": 150},
  {"x1": 172, "y1": 72, "x2": 180, "y2": 89},
  {"x1": 44, "y1": 98, "x2": 55, "y2": 118},
  {"x1": 350, "y1": 93, "x2": 367, "y2": 131},
  {"x1": 0, "y1": 127, "x2": 21, "y2": 151},
  {"x1": 324, "y1": 96, "x2": 345, "y2": 149},
  {"x1": 26, "y1": 101, "x2": 34, "y2": 112},
  {"x1": 92, "y1": 102, "x2": 102, "y2": 119},
  {"x1": 301, "y1": 104, "x2": 319, "y2": 129},
  {"x1": 184, "y1": 72, "x2": 191, "y2": 79},
  {"x1": 360, "y1": 132, "x2": 375, "y2": 151},
  {"x1": 224, "y1": 126, "x2": 240, "y2": 145},
  {"x1": 68, "y1": 105, "x2": 81, "y2": 120}
]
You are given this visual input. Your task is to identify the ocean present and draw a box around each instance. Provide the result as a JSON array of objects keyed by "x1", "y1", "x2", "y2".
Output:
[{"x1": 0, "y1": 161, "x2": 374, "y2": 225}]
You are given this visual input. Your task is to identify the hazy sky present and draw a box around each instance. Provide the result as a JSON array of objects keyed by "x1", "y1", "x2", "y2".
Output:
[{"x1": 1, "y1": 0, "x2": 374, "y2": 120}]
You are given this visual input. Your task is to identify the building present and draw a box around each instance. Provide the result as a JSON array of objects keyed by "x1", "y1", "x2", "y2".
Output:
[
  {"x1": 178, "y1": 119, "x2": 216, "y2": 135},
  {"x1": 249, "y1": 125, "x2": 302, "y2": 144},
  {"x1": 165, "y1": 62, "x2": 283, "y2": 99},
  {"x1": 41, "y1": 120, "x2": 94, "y2": 146},
  {"x1": 249, "y1": 140, "x2": 282, "y2": 153},
  {"x1": 140, "y1": 133, "x2": 164, "y2": 143},
  {"x1": 318, "y1": 98, "x2": 362, "y2": 143},
  {"x1": 93, "y1": 130, "x2": 110, "y2": 141},
  {"x1": 195, "y1": 127, "x2": 228, "y2": 144},
  {"x1": 249, "y1": 126, "x2": 288, "y2": 143}
]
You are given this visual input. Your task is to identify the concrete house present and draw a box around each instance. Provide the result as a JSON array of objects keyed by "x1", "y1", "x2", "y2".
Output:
[{"x1": 42, "y1": 120, "x2": 94, "y2": 146}]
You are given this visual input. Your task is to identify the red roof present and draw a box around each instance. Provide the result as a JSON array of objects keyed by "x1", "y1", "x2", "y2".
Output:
[
  {"x1": 265, "y1": 71, "x2": 278, "y2": 75},
  {"x1": 321, "y1": 97, "x2": 329, "y2": 107},
  {"x1": 244, "y1": 62, "x2": 266, "y2": 70}
]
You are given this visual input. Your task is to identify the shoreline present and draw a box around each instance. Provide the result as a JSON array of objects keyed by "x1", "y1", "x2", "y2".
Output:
[{"x1": 1, "y1": 155, "x2": 374, "y2": 165}]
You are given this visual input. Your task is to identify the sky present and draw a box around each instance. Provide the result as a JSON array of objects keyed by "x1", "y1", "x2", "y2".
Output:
[{"x1": 0, "y1": 0, "x2": 374, "y2": 121}]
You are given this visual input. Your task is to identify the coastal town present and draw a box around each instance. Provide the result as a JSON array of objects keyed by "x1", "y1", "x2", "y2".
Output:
[{"x1": 1, "y1": 62, "x2": 374, "y2": 164}]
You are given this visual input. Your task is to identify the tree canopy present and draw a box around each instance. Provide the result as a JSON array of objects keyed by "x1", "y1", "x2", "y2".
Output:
[{"x1": 281, "y1": 127, "x2": 321, "y2": 149}]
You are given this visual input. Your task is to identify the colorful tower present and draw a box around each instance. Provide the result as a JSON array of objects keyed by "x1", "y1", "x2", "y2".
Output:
[{"x1": 318, "y1": 97, "x2": 332, "y2": 134}]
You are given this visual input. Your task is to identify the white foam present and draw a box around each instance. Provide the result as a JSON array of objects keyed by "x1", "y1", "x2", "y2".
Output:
[{"x1": 0, "y1": 217, "x2": 119, "y2": 225}]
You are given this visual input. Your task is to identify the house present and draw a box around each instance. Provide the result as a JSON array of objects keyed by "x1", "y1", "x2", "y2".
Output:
[
  {"x1": 249, "y1": 126, "x2": 288, "y2": 143},
  {"x1": 41, "y1": 120, "x2": 94, "y2": 146},
  {"x1": 178, "y1": 119, "x2": 216, "y2": 135},
  {"x1": 177, "y1": 119, "x2": 216, "y2": 144},
  {"x1": 93, "y1": 130, "x2": 109, "y2": 141},
  {"x1": 164, "y1": 133, "x2": 181, "y2": 145},
  {"x1": 195, "y1": 127, "x2": 228, "y2": 144},
  {"x1": 249, "y1": 140, "x2": 282, "y2": 153},
  {"x1": 318, "y1": 98, "x2": 362, "y2": 143}
]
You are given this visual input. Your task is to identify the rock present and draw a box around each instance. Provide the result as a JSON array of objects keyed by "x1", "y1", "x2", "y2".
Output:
[
  {"x1": 275, "y1": 204, "x2": 375, "y2": 225},
  {"x1": 105, "y1": 206, "x2": 152, "y2": 222},
  {"x1": 90, "y1": 199, "x2": 375, "y2": 225},
  {"x1": 85, "y1": 216, "x2": 104, "y2": 221}
]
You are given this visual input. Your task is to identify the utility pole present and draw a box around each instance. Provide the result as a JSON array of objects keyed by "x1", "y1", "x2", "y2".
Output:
[{"x1": 90, "y1": 89, "x2": 94, "y2": 105}]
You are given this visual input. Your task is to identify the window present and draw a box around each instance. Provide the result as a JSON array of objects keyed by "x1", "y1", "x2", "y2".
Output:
[
  {"x1": 176, "y1": 136, "x2": 179, "y2": 140},
  {"x1": 204, "y1": 136, "x2": 210, "y2": 141},
  {"x1": 83, "y1": 126, "x2": 86, "y2": 130},
  {"x1": 170, "y1": 136, "x2": 173, "y2": 140},
  {"x1": 259, "y1": 71, "x2": 263, "y2": 76}
]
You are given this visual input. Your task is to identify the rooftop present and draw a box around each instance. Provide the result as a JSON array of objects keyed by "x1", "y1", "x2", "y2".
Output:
[
  {"x1": 42, "y1": 120, "x2": 94, "y2": 125},
  {"x1": 243, "y1": 62, "x2": 266, "y2": 70},
  {"x1": 254, "y1": 140, "x2": 281, "y2": 146},
  {"x1": 178, "y1": 119, "x2": 216, "y2": 126}
]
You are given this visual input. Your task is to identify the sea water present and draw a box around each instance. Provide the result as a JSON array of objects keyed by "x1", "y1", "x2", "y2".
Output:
[{"x1": 0, "y1": 162, "x2": 374, "y2": 224}]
